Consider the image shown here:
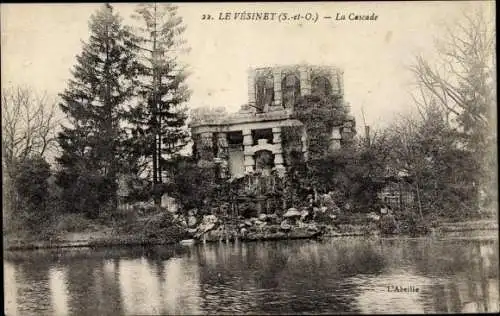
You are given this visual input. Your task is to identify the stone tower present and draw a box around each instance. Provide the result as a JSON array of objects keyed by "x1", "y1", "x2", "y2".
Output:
[{"x1": 190, "y1": 64, "x2": 356, "y2": 178}]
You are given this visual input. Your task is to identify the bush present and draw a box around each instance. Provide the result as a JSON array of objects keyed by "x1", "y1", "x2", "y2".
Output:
[
  {"x1": 57, "y1": 169, "x2": 118, "y2": 218},
  {"x1": 378, "y1": 214, "x2": 398, "y2": 234},
  {"x1": 139, "y1": 212, "x2": 187, "y2": 241},
  {"x1": 13, "y1": 156, "x2": 52, "y2": 233},
  {"x1": 397, "y1": 209, "x2": 430, "y2": 236},
  {"x1": 314, "y1": 211, "x2": 334, "y2": 225},
  {"x1": 332, "y1": 213, "x2": 352, "y2": 225},
  {"x1": 240, "y1": 202, "x2": 259, "y2": 218},
  {"x1": 99, "y1": 206, "x2": 139, "y2": 228},
  {"x1": 53, "y1": 213, "x2": 102, "y2": 233}
]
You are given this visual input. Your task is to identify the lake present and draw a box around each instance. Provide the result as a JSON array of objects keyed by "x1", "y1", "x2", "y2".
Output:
[{"x1": 4, "y1": 235, "x2": 499, "y2": 315}]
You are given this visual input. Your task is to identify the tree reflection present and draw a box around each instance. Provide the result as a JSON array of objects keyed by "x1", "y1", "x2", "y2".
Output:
[
  {"x1": 195, "y1": 240, "x2": 388, "y2": 314},
  {"x1": 4, "y1": 236, "x2": 498, "y2": 314},
  {"x1": 379, "y1": 237, "x2": 499, "y2": 313},
  {"x1": 65, "y1": 258, "x2": 124, "y2": 315},
  {"x1": 11, "y1": 260, "x2": 53, "y2": 314}
]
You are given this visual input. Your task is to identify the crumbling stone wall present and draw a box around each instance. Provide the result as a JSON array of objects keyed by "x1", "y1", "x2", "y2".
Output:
[{"x1": 293, "y1": 94, "x2": 352, "y2": 160}]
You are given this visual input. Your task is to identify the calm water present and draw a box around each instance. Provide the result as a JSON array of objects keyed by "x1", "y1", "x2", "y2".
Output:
[{"x1": 4, "y1": 236, "x2": 499, "y2": 315}]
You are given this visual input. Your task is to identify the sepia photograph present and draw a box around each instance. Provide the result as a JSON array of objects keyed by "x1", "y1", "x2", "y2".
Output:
[{"x1": 2, "y1": 1, "x2": 498, "y2": 315}]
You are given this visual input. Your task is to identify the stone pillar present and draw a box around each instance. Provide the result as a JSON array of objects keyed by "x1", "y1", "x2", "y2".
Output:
[
  {"x1": 216, "y1": 132, "x2": 228, "y2": 158},
  {"x1": 344, "y1": 101, "x2": 351, "y2": 114},
  {"x1": 199, "y1": 132, "x2": 214, "y2": 161},
  {"x1": 341, "y1": 120, "x2": 355, "y2": 142},
  {"x1": 244, "y1": 156, "x2": 255, "y2": 173},
  {"x1": 243, "y1": 129, "x2": 253, "y2": 147},
  {"x1": 299, "y1": 66, "x2": 311, "y2": 96},
  {"x1": 273, "y1": 68, "x2": 282, "y2": 107},
  {"x1": 330, "y1": 127, "x2": 342, "y2": 151},
  {"x1": 274, "y1": 151, "x2": 286, "y2": 177},
  {"x1": 336, "y1": 70, "x2": 344, "y2": 95},
  {"x1": 272, "y1": 127, "x2": 286, "y2": 176},
  {"x1": 242, "y1": 129, "x2": 254, "y2": 173},
  {"x1": 272, "y1": 127, "x2": 281, "y2": 144},
  {"x1": 200, "y1": 132, "x2": 213, "y2": 147},
  {"x1": 217, "y1": 132, "x2": 229, "y2": 178},
  {"x1": 248, "y1": 69, "x2": 256, "y2": 108}
]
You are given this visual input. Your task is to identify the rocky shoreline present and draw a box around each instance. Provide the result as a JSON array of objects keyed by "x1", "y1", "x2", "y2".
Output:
[
  {"x1": 3, "y1": 227, "x2": 365, "y2": 251},
  {"x1": 180, "y1": 208, "x2": 370, "y2": 243},
  {"x1": 4, "y1": 211, "x2": 497, "y2": 251}
]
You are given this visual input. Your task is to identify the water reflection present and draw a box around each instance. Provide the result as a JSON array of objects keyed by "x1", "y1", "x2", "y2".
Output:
[
  {"x1": 4, "y1": 262, "x2": 18, "y2": 316},
  {"x1": 48, "y1": 267, "x2": 69, "y2": 315},
  {"x1": 4, "y1": 236, "x2": 499, "y2": 315}
]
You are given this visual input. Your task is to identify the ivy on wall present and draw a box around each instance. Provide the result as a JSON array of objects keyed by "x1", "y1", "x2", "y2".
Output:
[
  {"x1": 292, "y1": 94, "x2": 346, "y2": 160},
  {"x1": 281, "y1": 126, "x2": 303, "y2": 167}
]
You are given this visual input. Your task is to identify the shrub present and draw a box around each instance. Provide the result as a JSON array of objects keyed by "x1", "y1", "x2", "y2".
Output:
[
  {"x1": 378, "y1": 214, "x2": 398, "y2": 234},
  {"x1": 397, "y1": 209, "x2": 430, "y2": 236},
  {"x1": 139, "y1": 212, "x2": 187, "y2": 241},
  {"x1": 53, "y1": 213, "x2": 100, "y2": 233},
  {"x1": 13, "y1": 156, "x2": 52, "y2": 233}
]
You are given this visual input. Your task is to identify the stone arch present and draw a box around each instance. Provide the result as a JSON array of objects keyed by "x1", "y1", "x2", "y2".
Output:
[
  {"x1": 254, "y1": 149, "x2": 275, "y2": 175},
  {"x1": 255, "y1": 74, "x2": 274, "y2": 112},
  {"x1": 311, "y1": 76, "x2": 332, "y2": 97},
  {"x1": 281, "y1": 74, "x2": 300, "y2": 108}
]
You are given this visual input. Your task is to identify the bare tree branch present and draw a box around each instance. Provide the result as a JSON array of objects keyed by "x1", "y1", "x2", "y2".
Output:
[
  {"x1": 1, "y1": 86, "x2": 60, "y2": 175},
  {"x1": 410, "y1": 7, "x2": 494, "y2": 156}
]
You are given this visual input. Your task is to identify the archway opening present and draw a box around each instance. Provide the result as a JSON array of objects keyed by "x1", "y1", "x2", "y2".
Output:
[
  {"x1": 311, "y1": 76, "x2": 332, "y2": 97},
  {"x1": 281, "y1": 74, "x2": 300, "y2": 108}
]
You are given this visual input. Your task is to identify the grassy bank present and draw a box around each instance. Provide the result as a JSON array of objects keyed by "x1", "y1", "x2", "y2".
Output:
[
  {"x1": 3, "y1": 208, "x2": 497, "y2": 251},
  {"x1": 3, "y1": 208, "x2": 187, "y2": 251},
  {"x1": 436, "y1": 219, "x2": 498, "y2": 232}
]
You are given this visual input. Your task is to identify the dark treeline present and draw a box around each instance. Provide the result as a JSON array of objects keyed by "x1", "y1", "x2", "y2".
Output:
[{"x1": 3, "y1": 4, "x2": 190, "y2": 236}]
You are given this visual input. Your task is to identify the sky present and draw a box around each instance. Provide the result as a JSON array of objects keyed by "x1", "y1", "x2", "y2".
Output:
[{"x1": 1, "y1": 1, "x2": 495, "y2": 130}]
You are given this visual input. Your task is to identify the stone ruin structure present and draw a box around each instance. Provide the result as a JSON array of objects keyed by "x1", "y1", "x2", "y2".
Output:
[{"x1": 190, "y1": 64, "x2": 356, "y2": 179}]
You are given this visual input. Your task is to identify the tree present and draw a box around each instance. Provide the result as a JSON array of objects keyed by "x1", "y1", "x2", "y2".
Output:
[
  {"x1": 387, "y1": 109, "x2": 440, "y2": 218},
  {"x1": 410, "y1": 6, "x2": 496, "y2": 210},
  {"x1": 56, "y1": 4, "x2": 140, "y2": 217},
  {"x1": 190, "y1": 106, "x2": 229, "y2": 125},
  {"x1": 2, "y1": 86, "x2": 59, "y2": 228},
  {"x1": 166, "y1": 156, "x2": 219, "y2": 212},
  {"x1": 13, "y1": 156, "x2": 52, "y2": 233},
  {"x1": 386, "y1": 102, "x2": 481, "y2": 219},
  {"x1": 125, "y1": 3, "x2": 191, "y2": 206},
  {"x1": 2, "y1": 86, "x2": 59, "y2": 175}
]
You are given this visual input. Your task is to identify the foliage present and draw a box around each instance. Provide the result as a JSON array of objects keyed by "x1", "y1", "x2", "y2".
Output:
[
  {"x1": 125, "y1": 3, "x2": 191, "y2": 205},
  {"x1": 141, "y1": 212, "x2": 186, "y2": 240},
  {"x1": 410, "y1": 7, "x2": 496, "y2": 213},
  {"x1": 122, "y1": 176, "x2": 152, "y2": 203},
  {"x1": 281, "y1": 129, "x2": 392, "y2": 213},
  {"x1": 396, "y1": 209, "x2": 430, "y2": 236},
  {"x1": 12, "y1": 156, "x2": 52, "y2": 232},
  {"x1": 378, "y1": 214, "x2": 398, "y2": 235},
  {"x1": 387, "y1": 101, "x2": 483, "y2": 217},
  {"x1": 281, "y1": 126, "x2": 304, "y2": 167},
  {"x1": 190, "y1": 106, "x2": 229, "y2": 125},
  {"x1": 165, "y1": 156, "x2": 221, "y2": 212},
  {"x1": 57, "y1": 168, "x2": 119, "y2": 218},
  {"x1": 1, "y1": 86, "x2": 59, "y2": 172},
  {"x1": 279, "y1": 93, "x2": 389, "y2": 212},
  {"x1": 56, "y1": 4, "x2": 140, "y2": 216},
  {"x1": 293, "y1": 95, "x2": 345, "y2": 159},
  {"x1": 1, "y1": 86, "x2": 60, "y2": 228},
  {"x1": 53, "y1": 213, "x2": 105, "y2": 233}
]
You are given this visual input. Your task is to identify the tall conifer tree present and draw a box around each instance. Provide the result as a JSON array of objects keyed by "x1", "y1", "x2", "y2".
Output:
[
  {"x1": 126, "y1": 3, "x2": 191, "y2": 205},
  {"x1": 57, "y1": 4, "x2": 140, "y2": 217}
]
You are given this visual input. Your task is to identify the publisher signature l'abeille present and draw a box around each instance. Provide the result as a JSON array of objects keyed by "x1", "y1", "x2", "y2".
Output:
[{"x1": 387, "y1": 285, "x2": 420, "y2": 293}]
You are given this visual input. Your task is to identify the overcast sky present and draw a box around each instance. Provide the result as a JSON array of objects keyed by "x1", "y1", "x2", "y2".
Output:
[{"x1": 1, "y1": 1, "x2": 494, "y2": 130}]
